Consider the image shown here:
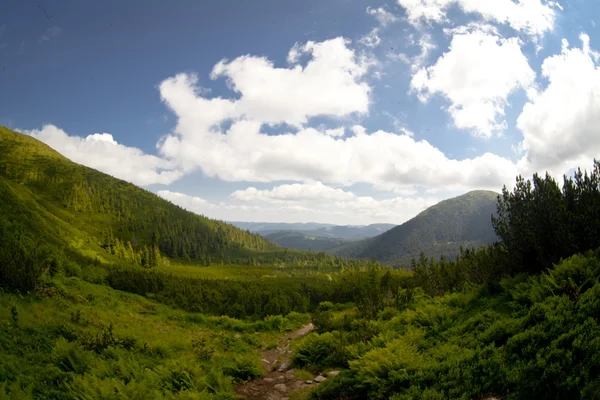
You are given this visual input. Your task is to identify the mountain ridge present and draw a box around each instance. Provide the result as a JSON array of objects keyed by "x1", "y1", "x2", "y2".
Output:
[{"x1": 329, "y1": 190, "x2": 500, "y2": 265}]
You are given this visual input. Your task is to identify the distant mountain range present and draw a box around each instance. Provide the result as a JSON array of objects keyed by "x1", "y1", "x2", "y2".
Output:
[
  {"x1": 329, "y1": 190, "x2": 500, "y2": 266},
  {"x1": 229, "y1": 222, "x2": 396, "y2": 251}
]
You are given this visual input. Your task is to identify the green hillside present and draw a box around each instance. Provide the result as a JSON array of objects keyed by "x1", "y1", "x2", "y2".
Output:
[
  {"x1": 330, "y1": 190, "x2": 499, "y2": 265},
  {"x1": 264, "y1": 231, "x2": 346, "y2": 251},
  {"x1": 0, "y1": 127, "x2": 276, "y2": 268}
]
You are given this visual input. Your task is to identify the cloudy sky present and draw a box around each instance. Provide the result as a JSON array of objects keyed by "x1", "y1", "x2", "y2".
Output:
[{"x1": 1, "y1": 0, "x2": 599, "y2": 225}]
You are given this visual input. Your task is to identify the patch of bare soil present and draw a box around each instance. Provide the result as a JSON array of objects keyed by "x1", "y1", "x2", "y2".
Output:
[{"x1": 235, "y1": 323, "x2": 337, "y2": 400}]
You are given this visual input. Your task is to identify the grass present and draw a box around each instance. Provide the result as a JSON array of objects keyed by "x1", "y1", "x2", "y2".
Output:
[
  {"x1": 0, "y1": 273, "x2": 311, "y2": 399},
  {"x1": 156, "y1": 262, "x2": 341, "y2": 280}
]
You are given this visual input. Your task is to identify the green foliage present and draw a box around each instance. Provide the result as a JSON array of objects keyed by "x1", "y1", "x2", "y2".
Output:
[
  {"x1": 9, "y1": 305, "x2": 19, "y2": 327},
  {"x1": 316, "y1": 301, "x2": 334, "y2": 312},
  {"x1": 191, "y1": 337, "x2": 215, "y2": 361},
  {"x1": 0, "y1": 220, "x2": 44, "y2": 293},
  {"x1": 0, "y1": 126, "x2": 277, "y2": 268},
  {"x1": 52, "y1": 337, "x2": 94, "y2": 374},
  {"x1": 493, "y1": 161, "x2": 600, "y2": 273},
  {"x1": 309, "y1": 251, "x2": 600, "y2": 400},
  {"x1": 293, "y1": 331, "x2": 350, "y2": 368},
  {"x1": 222, "y1": 354, "x2": 263, "y2": 382},
  {"x1": 263, "y1": 315, "x2": 286, "y2": 332}
]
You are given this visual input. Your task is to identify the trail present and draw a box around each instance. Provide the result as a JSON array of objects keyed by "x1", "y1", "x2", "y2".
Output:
[{"x1": 235, "y1": 322, "x2": 338, "y2": 400}]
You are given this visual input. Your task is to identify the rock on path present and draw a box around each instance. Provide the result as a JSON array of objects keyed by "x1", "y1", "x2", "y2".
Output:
[{"x1": 235, "y1": 322, "x2": 327, "y2": 400}]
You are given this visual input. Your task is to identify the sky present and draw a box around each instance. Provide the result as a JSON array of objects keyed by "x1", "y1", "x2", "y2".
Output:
[{"x1": 1, "y1": 0, "x2": 599, "y2": 225}]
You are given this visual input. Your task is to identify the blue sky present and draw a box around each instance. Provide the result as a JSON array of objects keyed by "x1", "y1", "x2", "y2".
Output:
[{"x1": 1, "y1": 0, "x2": 599, "y2": 224}]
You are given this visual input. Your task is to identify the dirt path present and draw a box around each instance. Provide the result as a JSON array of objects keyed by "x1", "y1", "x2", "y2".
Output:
[{"x1": 235, "y1": 322, "x2": 337, "y2": 400}]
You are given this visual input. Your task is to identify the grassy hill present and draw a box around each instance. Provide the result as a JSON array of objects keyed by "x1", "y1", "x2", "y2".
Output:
[
  {"x1": 264, "y1": 231, "x2": 346, "y2": 251},
  {"x1": 330, "y1": 190, "x2": 499, "y2": 265},
  {"x1": 0, "y1": 126, "x2": 277, "y2": 268}
]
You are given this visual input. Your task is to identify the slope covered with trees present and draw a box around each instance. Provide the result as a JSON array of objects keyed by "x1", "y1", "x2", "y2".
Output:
[
  {"x1": 330, "y1": 190, "x2": 499, "y2": 265},
  {"x1": 0, "y1": 127, "x2": 276, "y2": 269}
]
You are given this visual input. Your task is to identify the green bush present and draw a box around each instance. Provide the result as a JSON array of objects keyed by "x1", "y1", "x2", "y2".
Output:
[
  {"x1": 222, "y1": 354, "x2": 263, "y2": 382},
  {"x1": 52, "y1": 337, "x2": 95, "y2": 374},
  {"x1": 264, "y1": 315, "x2": 287, "y2": 332},
  {"x1": 317, "y1": 301, "x2": 334, "y2": 311},
  {"x1": 293, "y1": 332, "x2": 349, "y2": 368},
  {"x1": 63, "y1": 260, "x2": 82, "y2": 278}
]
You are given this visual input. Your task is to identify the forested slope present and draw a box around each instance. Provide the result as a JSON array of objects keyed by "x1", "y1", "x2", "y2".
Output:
[
  {"x1": 330, "y1": 190, "x2": 499, "y2": 265},
  {"x1": 0, "y1": 127, "x2": 276, "y2": 267}
]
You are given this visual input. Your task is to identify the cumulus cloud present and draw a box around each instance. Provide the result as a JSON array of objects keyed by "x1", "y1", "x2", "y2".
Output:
[
  {"x1": 24, "y1": 125, "x2": 183, "y2": 186},
  {"x1": 155, "y1": 37, "x2": 519, "y2": 192},
  {"x1": 517, "y1": 34, "x2": 600, "y2": 177},
  {"x1": 160, "y1": 184, "x2": 438, "y2": 225},
  {"x1": 200, "y1": 37, "x2": 372, "y2": 126},
  {"x1": 158, "y1": 92, "x2": 517, "y2": 191},
  {"x1": 230, "y1": 182, "x2": 440, "y2": 223},
  {"x1": 397, "y1": 0, "x2": 558, "y2": 37},
  {"x1": 411, "y1": 30, "x2": 535, "y2": 137},
  {"x1": 230, "y1": 182, "x2": 355, "y2": 203}
]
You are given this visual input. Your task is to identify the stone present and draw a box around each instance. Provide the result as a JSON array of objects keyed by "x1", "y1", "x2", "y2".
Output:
[
  {"x1": 327, "y1": 370, "x2": 340, "y2": 377},
  {"x1": 305, "y1": 380, "x2": 313, "y2": 384},
  {"x1": 285, "y1": 370, "x2": 295, "y2": 380},
  {"x1": 277, "y1": 361, "x2": 290, "y2": 372},
  {"x1": 261, "y1": 359, "x2": 270, "y2": 364},
  {"x1": 273, "y1": 383, "x2": 287, "y2": 393},
  {"x1": 234, "y1": 333, "x2": 241, "y2": 338},
  {"x1": 264, "y1": 377, "x2": 275, "y2": 383},
  {"x1": 314, "y1": 375, "x2": 327, "y2": 383},
  {"x1": 276, "y1": 376, "x2": 286, "y2": 382}
]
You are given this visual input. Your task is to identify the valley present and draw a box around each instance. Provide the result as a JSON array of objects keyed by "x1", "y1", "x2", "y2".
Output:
[{"x1": 2, "y1": 127, "x2": 600, "y2": 399}]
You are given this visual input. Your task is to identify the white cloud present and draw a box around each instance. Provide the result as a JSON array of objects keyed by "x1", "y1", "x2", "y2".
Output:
[
  {"x1": 325, "y1": 127, "x2": 345, "y2": 137},
  {"x1": 397, "y1": 0, "x2": 558, "y2": 37},
  {"x1": 159, "y1": 184, "x2": 437, "y2": 225},
  {"x1": 24, "y1": 125, "x2": 183, "y2": 186},
  {"x1": 392, "y1": 32, "x2": 436, "y2": 72},
  {"x1": 517, "y1": 34, "x2": 600, "y2": 177},
  {"x1": 230, "y1": 182, "x2": 440, "y2": 223},
  {"x1": 359, "y1": 28, "x2": 382, "y2": 48},
  {"x1": 411, "y1": 30, "x2": 535, "y2": 137},
  {"x1": 198, "y1": 37, "x2": 371, "y2": 126},
  {"x1": 366, "y1": 7, "x2": 399, "y2": 27},
  {"x1": 156, "y1": 38, "x2": 519, "y2": 192},
  {"x1": 231, "y1": 182, "x2": 355, "y2": 203},
  {"x1": 158, "y1": 80, "x2": 517, "y2": 190}
]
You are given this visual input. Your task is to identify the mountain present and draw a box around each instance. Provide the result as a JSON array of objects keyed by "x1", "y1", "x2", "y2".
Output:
[
  {"x1": 230, "y1": 221, "x2": 336, "y2": 232},
  {"x1": 329, "y1": 190, "x2": 499, "y2": 266},
  {"x1": 264, "y1": 231, "x2": 346, "y2": 251},
  {"x1": 0, "y1": 127, "x2": 277, "y2": 268},
  {"x1": 308, "y1": 224, "x2": 396, "y2": 241},
  {"x1": 230, "y1": 222, "x2": 396, "y2": 241}
]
